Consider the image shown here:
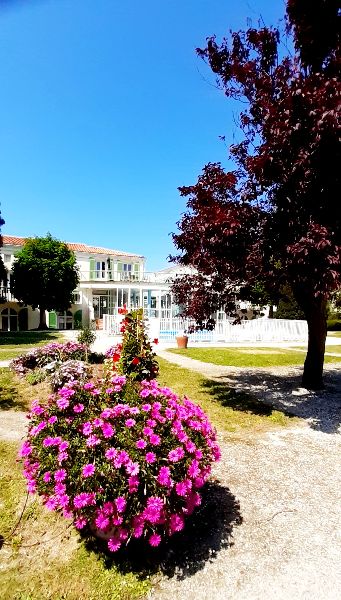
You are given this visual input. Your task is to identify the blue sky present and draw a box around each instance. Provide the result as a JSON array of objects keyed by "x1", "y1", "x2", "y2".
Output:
[{"x1": 0, "y1": 0, "x2": 285, "y2": 271}]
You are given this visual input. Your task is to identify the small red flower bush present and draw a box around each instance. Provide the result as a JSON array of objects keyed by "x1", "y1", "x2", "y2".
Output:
[{"x1": 21, "y1": 377, "x2": 221, "y2": 552}]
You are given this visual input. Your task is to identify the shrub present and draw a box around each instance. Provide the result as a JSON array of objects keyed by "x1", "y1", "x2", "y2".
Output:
[
  {"x1": 77, "y1": 327, "x2": 97, "y2": 358},
  {"x1": 112, "y1": 309, "x2": 159, "y2": 381},
  {"x1": 20, "y1": 377, "x2": 220, "y2": 552},
  {"x1": 50, "y1": 360, "x2": 91, "y2": 391},
  {"x1": 26, "y1": 369, "x2": 48, "y2": 386},
  {"x1": 10, "y1": 341, "x2": 87, "y2": 376},
  {"x1": 327, "y1": 319, "x2": 341, "y2": 331}
]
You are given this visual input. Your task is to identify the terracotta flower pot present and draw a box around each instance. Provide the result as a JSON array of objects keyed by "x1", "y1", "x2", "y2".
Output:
[{"x1": 176, "y1": 335, "x2": 188, "y2": 349}]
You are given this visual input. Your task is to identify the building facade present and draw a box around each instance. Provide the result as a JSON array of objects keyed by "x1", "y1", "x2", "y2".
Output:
[{"x1": 0, "y1": 236, "x2": 178, "y2": 332}]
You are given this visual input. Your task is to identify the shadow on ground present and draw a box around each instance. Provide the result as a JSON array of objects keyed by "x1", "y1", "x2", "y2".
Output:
[
  {"x1": 0, "y1": 369, "x2": 27, "y2": 411},
  {"x1": 209, "y1": 367, "x2": 341, "y2": 435},
  {"x1": 0, "y1": 331, "x2": 61, "y2": 347},
  {"x1": 81, "y1": 481, "x2": 242, "y2": 580}
]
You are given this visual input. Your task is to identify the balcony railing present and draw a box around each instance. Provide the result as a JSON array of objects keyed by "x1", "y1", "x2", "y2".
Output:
[
  {"x1": 0, "y1": 286, "x2": 16, "y2": 302},
  {"x1": 78, "y1": 271, "x2": 172, "y2": 284}
]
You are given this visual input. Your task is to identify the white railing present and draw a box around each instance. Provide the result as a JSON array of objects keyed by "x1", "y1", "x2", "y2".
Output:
[
  {"x1": 103, "y1": 315, "x2": 308, "y2": 343},
  {"x1": 0, "y1": 286, "x2": 16, "y2": 302},
  {"x1": 158, "y1": 317, "x2": 308, "y2": 343},
  {"x1": 79, "y1": 271, "x2": 158, "y2": 283}
]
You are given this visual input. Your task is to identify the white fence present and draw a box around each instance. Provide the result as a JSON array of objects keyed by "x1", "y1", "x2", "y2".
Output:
[{"x1": 103, "y1": 315, "x2": 308, "y2": 343}]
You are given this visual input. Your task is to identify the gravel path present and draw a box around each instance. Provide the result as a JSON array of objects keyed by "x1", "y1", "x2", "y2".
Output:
[{"x1": 149, "y1": 350, "x2": 341, "y2": 599}]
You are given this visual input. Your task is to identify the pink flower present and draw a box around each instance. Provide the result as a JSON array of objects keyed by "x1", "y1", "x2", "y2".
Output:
[
  {"x1": 149, "y1": 533, "x2": 161, "y2": 547},
  {"x1": 59, "y1": 441, "x2": 69, "y2": 451},
  {"x1": 102, "y1": 423, "x2": 115, "y2": 438},
  {"x1": 95, "y1": 514, "x2": 110, "y2": 530},
  {"x1": 175, "y1": 481, "x2": 189, "y2": 496},
  {"x1": 115, "y1": 497, "x2": 127, "y2": 513},
  {"x1": 73, "y1": 403, "x2": 84, "y2": 413},
  {"x1": 125, "y1": 418, "x2": 136, "y2": 428},
  {"x1": 108, "y1": 536, "x2": 121, "y2": 552},
  {"x1": 168, "y1": 447, "x2": 185, "y2": 462},
  {"x1": 145, "y1": 452, "x2": 156, "y2": 464},
  {"x1": 136, "y1": 439, "x2": 147, "y2": 449},
  {"x1": 128, "y1": 475, "x2": 139, "y2": 493},
  {"x1": 19, "y1": 441, "x2": 32, "y2": 457},
  {"x1": 169, "y1": 513, "x2": 185, "y2": 534},
  {"x1": 57, "y1": 397, "x2": 69, "y2": 410},
  {"x1": 126, "y1": 461, "x2": 139, "y2": 476},
  {"x1": 43, "y1": 471, "x2": 51, "y2": 483},
  {"x1": 157, "y1": 466, "x2": 172, "y2": 487},
  {"x1": 82, "y1": 422, "x2": 92, "y2": 435},
  {"x1": 103, "y1": 501, "x2": 114, "y2": 516},
  {"x1": 86, "y1": 435, "x2": 101, "y2": 447},
  {"x1": 54, "y1": 483, "x2": 66, "y2": 495},
  {"x1": 74, "y1": 516, "x2": 87, "y2": 529},
  {"x1": 149, "y1": 434, "x2": 161, "y2": 446},
  {"x1": 143, "y1": 426, "x2": 153, "y2": 436},
  {"x1": 45, "y1": 496, "x2": 58, "y2": 511},
  {"x1": 48, "y1": 416, "x2": 58, "y2": 424},
  {"x1": 141, "y1": 403, "x2": 151, "y2": 411},
  {"x1": 82, "y1": 463, "x2": 95, "y2": 477},
  {"x1": 105, "y1": 448, "x2": 117, "y2": 460},
  {"x1": 54, "y1": 469, "x2": 67, "y2": 482}
]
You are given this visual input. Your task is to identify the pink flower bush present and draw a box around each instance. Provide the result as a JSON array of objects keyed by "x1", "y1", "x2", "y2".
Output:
[{"x1": 21, "y1": 376, "x2": 220, "y2": 553}]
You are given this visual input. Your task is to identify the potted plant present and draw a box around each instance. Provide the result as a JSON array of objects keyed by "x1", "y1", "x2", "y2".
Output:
[{"x1": 176, "y1": 329, "x2": 189, "y2": 349}]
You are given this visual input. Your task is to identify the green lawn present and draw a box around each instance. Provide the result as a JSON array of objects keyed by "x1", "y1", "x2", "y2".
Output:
[
  {"x1": 0, "y1": 368, "x2": 50, "y2": 411},
  {"x1": 0, "y1": 441, "x2": 150, "y2": 600},
  {"x1": 158, "y1": 357, "x2": 297, "y2": 434},
  {"x1": 327, "y1": 331, "x2": 341, "y2": 338},
  {"x1": 167, "y1": 346, "x2": 341, "y2": 367},
  {"x1": 0, "y1": 331, "x2": 65, "y2": 362},
  {"x1": 0, "y1": 330, "x2": 64, "y2": 347}
]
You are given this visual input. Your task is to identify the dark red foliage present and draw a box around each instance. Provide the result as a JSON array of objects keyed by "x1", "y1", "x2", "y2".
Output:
[{"x1": 171, "y1": 1, "x2": 341, "y2": 388}]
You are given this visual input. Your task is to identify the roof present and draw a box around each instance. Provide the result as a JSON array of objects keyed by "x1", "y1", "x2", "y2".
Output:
[{"x1": 1, "y1": 236, "x2": 144, "y2": 258}]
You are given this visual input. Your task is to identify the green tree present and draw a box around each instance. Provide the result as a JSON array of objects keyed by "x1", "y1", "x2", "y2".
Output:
[
  {"x1": 11, "y1": 234, "x2": 79, "y2": 329},
  {"x1": 117, "y1": 308, "x2": 159, "y2": 381}
]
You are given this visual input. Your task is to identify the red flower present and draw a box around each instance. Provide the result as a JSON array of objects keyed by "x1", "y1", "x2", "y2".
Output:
[
  {"x1": 132, "y1": 357, "x2": 140, "y2": 365},
  {"x1": 153, "y1": 338, "x2": 159, "y2": 345},
  {"x1": 118, "y1": 303, "x2": 128, "y2": 315},
  {"x1": 112, "y1": 353, "x2": 120, "y2": 362}
]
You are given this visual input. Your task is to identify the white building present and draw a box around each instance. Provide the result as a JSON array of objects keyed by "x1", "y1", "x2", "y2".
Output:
[{"x1": 0, "y1": 235, "x2": 179, "y2": 331}]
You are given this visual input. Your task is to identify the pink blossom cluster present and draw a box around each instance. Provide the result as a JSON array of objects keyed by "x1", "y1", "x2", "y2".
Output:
[{"x1": 21, "y1": 376, "x2": 220, "y2": 552}]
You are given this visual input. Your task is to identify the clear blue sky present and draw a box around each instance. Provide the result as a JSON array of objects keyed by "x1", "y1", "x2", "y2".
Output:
[{"x1": 0, "y1": 0, "x2": 285, "y2": 271}]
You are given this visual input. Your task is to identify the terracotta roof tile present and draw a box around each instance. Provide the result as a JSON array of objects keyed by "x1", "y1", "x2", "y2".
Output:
[{"x1": 2, "y1": 235, "x2": 143, "y2": 258}]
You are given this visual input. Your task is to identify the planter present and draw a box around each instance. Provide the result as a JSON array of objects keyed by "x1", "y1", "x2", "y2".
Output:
[{"x1": 176, "y1": 335, "x2": 188, "y2": 349}]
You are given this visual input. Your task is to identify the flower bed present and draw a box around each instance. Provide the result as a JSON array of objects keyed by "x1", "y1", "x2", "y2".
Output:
[
  {"x1": 10, "y1": 341, "x2": 87, "y2": 376},
  {"x1": 21, "y1": 376, "x2": 220, "y2": 552}
]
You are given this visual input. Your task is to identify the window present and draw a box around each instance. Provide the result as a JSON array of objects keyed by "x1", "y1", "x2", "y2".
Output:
[
  {"x1": 4, "y1": 254, "x2": 11, "y2": 263},
  {"x1": 96, "y1": 261, "x2": 106, "y2": 278},
  {"x1": 72, "y1": 291, "x2": 82, "y2": 304}
]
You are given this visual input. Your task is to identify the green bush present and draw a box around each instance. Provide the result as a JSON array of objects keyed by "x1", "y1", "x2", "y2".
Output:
[{"x1": 327, "y1": 319, "x2": 341, "y2": 331}]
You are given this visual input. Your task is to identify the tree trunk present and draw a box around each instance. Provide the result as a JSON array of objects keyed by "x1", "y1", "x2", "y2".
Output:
[
  {"x1": 38, "y1": 307, "x2": 48, "y2": 330},
  {"x1": 268, "y1": 304, "x2": 274, "y2": 318},
  {"x1": 302, "y1": 297, "x2": 327, "y2": 390}
]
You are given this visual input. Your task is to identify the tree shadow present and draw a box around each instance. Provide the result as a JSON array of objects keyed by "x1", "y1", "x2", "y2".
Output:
[
  {"x1": 80, "y1": 481, "x2": 242, "y2": 581},
  {"x1": 201, "y1": 379, "x2": 289, "y2": 417},
  {"x1": 0, "y1": 331, "x2": 61, "y2": 347},
  {"x1": 208, "y1": 366, "x2": 341, "y2": 434}
]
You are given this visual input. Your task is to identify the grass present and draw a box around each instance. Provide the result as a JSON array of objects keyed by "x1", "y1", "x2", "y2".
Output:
[
  {"x1": 0, "y1": 440, "x2": 150, "y2": 600},
  {"x1": 167, "y1": 346, "x2": 341, "y2": 367},
  {"x1": 0, "y1": 331, "x2": 65, "y2": 362},
  {"x1": 0, "y1": 331, "x2": 64, "y2": 347},
  {"x1": 327, "y1": 331, "x2": 341, "y2": 338},
  {"x1": 0, "y1": 368, "x2": 51, "y2": 412},
  {"x1": 157, "y1": 357, "x2": 296, "y2": 434}
]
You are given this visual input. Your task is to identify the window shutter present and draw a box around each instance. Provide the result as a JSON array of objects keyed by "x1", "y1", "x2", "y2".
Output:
[{"x1": 89, "y1": 257, "x2": 95, "y2": 280}]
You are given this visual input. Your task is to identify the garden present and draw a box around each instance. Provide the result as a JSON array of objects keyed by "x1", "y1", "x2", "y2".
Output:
[{"x1": 0, "y1": 310, "x2": 302, "y2": 599}]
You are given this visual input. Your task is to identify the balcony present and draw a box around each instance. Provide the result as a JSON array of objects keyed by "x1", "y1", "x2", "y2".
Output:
[
  {"x1": 78, "y1": 271, "x2": 163, "y2": 284},
  {"x1": 0, "y1": 286, "x2": 16, "y2": 302}
]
